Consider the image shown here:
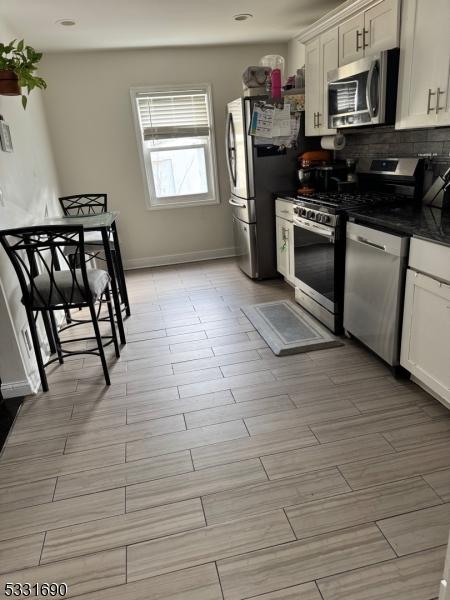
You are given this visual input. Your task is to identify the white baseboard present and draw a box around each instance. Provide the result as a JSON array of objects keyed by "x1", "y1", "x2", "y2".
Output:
[
  {"x1": 124, "y1": 247, "x2": 236, "y2": 270},
  {"x1": 1, "y1": 371, "x2": 41, "y2": 399},
  {"x1": 1, "y1": 312, "x2": 64, "y2": 399}
]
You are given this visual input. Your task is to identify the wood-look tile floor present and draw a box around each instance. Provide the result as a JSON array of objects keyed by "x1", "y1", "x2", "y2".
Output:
[{"x1": 1, "y1": 258, "x2": 449, "y2": 599}]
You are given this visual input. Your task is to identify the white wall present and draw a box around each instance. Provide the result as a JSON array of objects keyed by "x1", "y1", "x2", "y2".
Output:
[
  {"x1": 0, "y1": 18, "x2": 61, "y2": 397},
  {"x1": 41, "y1": 42, "x2": 287, "y2": 269},
  {"x1": 287, "y1": 37, "x2": 306, "y2": 77}
]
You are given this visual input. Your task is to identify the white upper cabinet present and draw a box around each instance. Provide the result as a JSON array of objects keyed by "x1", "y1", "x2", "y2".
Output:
[
  {"x1": 396, "y1": 0, "x2": 450, "y2": 129},
  {"x1": 364, "y1": 0, "x2": 399, "y2": 57},
  {"x1": 435, "y1": 0, "x2": 450, "y2": 126},
  {"x1": 339, "y1": 0, "x2": 399, "y2": 66},
  {"x1": 339, "y1": 12, "x2": 364, "y2": 66},
  {"x1": 305, "y1": 28, "x2": 338, "y2": 136},
  {"x1": 319, "y1": 28, "x2": 339, "y2": 134},
  {"x1": 305, "y1": 38, "x2": 321, "y2": 136}
]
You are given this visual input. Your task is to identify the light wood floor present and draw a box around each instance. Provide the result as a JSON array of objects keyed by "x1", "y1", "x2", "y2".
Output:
[{"x1": 1, "y1": 258, "x2": 449, "y2": 599}]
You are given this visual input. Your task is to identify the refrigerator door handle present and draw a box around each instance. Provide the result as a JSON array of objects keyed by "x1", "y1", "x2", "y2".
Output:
[
  {"x1": 228, "y1": 198, "x2": 247, "y2": 208},
  {"x1": 225, "y1": 112, "x2": 237, "y2": 187}
]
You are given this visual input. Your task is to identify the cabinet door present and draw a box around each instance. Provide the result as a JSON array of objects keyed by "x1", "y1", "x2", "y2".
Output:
[
  {"x1": 275, "y1": 217, "x2": 289, "y2": 278},
  {"x1": 440, "y1": 529, "x2": 450, "y2": 600},
  {"x1": 395, "y1": 0, "x2": 443, "y2": 129},
  {"x1": 305, "y1": 38, "x2": 320, "y2": 136},
  {"x1": 339, "y1": 12, "x2": 364, "y2": 66},
  {"x1": 401, "y1": 269, "x2": 450, "y2": 407},
  {"x1": 435, "y1": 0, "x2": 450, "y2": 126},
  {"x1": 286, "y1": 221, "x2": 295, "y2": 285},
  {"x1": 364, "y1": 0, "x2": 399, "y2": 58},
  {"x1": 318, "y1": 28, "x2": 338, "y2": 135}
]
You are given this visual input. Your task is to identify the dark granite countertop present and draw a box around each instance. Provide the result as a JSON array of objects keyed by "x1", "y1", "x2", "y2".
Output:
[
  {"x1": 347, "y1": 204, "x2": 450, "y2": 247},
  {"x1": 275, "y1": 192, "x2": 297, "y2": 202}
]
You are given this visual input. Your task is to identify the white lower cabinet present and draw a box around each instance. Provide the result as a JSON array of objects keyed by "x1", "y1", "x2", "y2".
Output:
[
  {"x1": 401, "y1": 239, "x2": 450, "y2": 408},
  {"x1": 440, "y1": 529, "x2": 450, "y2": 600},
  {"x1": 275, "y1": 199, "x2": 295, "y2": 285},
  {"x1": 276, "y1": 216, "x2": 294, "y2": 284}
]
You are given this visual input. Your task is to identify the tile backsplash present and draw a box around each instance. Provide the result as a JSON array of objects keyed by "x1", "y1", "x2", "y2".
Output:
[{"x1": 336, "y1": 125, "x2": 450, "y2": 178}]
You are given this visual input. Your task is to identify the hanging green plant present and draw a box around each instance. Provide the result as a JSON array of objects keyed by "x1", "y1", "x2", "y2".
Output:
[{"x1": 0, "y1": 39, "x2": 47, "y2": 108}]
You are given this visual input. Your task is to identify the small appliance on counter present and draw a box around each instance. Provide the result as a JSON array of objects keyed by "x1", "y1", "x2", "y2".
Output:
[
  {"x1": 297, "y1": 150, "x2": 331, "y2": 195},
  {"x1": 297, "y1": 151, "x2": 350, "y2": 195}
]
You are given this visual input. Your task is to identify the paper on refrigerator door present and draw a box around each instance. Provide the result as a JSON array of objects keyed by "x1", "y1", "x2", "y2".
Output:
[
  {"x1": 271, "y1": 103, "x2": 291, "y2": 137},
  {"x1": 249, "y1": 104, "x2": 274, "y2": 137}
]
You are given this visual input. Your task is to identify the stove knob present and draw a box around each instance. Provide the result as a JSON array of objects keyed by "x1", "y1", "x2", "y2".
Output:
[
  {"x1": 316, "y1": 214, "x2": 322, "y2": 223},
  {"x1": 307, "y1": 210, "x2": 313, "y2": 219},
  {"x1": 322, "y1": 215, "x2": 330, "y2": 224},
  {"x1": 301, "y1": 208, "x2": 307, "y2": 217},
  {"x1": 294, "y1": 207, "x2": 299, "y2": 215}
]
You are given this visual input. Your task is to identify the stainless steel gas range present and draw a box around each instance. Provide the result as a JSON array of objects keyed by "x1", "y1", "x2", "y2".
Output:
[{"x1": 286, "y1": 158, "x2": 424, "y2": 334}]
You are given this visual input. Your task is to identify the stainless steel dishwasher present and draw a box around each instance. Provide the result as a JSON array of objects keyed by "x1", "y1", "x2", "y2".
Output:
[{"x1": 343, "y1": 222, "x2": 410, "y2": 366}]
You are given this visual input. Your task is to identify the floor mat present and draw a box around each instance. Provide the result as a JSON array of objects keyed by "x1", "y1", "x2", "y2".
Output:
[{"x1": 242, "y1": 299, "x2": 343, "y2": 356}]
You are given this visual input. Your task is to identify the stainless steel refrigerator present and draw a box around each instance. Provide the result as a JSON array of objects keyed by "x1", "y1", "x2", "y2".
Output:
[{"x1": 226, "y1": 97, "x2": 300, "y2": 279}]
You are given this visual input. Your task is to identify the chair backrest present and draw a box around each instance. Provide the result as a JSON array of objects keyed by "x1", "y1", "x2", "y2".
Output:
[
  {"x1": 0, "y1": 225, "x2": 93, "y2": 309},
  {"x1": 59, "y1": 194, "x2": 107, "y2": 216}
]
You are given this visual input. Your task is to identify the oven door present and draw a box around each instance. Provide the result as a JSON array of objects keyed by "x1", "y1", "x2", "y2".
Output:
[
  {"x1": 293, "y1": 215, "x2": 337, "y2": 313},
  {"x1": 327, "y1": 54, "x2": 381, "y2": 129}
]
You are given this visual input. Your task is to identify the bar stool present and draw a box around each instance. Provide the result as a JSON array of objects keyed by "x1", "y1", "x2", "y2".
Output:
[
  {"x1": 58, "y1": 194, "x2": 129, "y2": 317},
  {"x1": 0, "y1": 225, "x2": 120, "y2": 392}
]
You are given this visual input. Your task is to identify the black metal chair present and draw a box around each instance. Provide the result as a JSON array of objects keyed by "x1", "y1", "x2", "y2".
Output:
[
  {"x1": 0, "y1": 225, "x2": 120, "y2": 392},
  {"x1": 58, "y1": 194, "x2": 129, "y2": 318}
]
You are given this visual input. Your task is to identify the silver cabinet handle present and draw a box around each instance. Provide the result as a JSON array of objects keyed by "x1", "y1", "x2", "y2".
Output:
[
  {"x1": 436, "y1": 87, "x2": 446, "y2": 112},
  {"x1": 356, "y1": 30, "x2": 363, "y2": 52},
  {"x1": 427, "y1": 88, "x2": 436, "y2": 114},
  {"x1": 357, "y1": 236, "x2": 386, "y2": 252},
  {"x1": 228, "y1": 198, "x2": 246, "y2": 208},
  {"x1": 313, "y1": 112, "x2": 317, "y2": 128},
  {"x1": 362, "y1": 28, "x2": 369, "y2": 49},
  {"x1": 316, "y1": 112, "x2": 321, "y2": 128}
]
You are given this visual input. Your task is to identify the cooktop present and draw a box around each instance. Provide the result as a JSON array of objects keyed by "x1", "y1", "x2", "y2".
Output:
[{"x1": 294, "y1": 191, "x2": 406, "y2": 213}]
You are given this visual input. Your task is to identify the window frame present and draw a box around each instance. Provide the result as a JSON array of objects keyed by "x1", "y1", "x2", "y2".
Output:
[{"x1": 130, "y1": 83, "x2": 220, "y2": 210}]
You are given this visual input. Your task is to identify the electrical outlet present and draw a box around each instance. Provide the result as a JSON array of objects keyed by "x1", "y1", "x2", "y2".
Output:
[{"x1": 22, "y1": 325, "x2": 33, "y2": 357}]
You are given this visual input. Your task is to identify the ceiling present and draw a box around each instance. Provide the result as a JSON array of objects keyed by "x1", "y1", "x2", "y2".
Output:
[{"x1": 0, "y1": 0, "x2": 345, "y2": 52}]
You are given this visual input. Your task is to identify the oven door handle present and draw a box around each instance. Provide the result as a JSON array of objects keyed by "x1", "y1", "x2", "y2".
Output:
[
  {"x1": 366, "y1": 60, "x2": 378, "y2": 119},
  {"x1": 293, "y1": 216, "x2": 335, "y2": 239}
]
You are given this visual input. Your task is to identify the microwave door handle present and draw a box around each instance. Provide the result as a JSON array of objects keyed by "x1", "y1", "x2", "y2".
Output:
[{"x1": 366, "y1": 61, "x2": 378, "y2": 119}]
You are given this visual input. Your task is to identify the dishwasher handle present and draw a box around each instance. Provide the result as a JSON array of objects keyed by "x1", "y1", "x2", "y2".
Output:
[
  {"x1": 356, "y1": 236, "x2": 387, "y2": 252},
  {"x1": 348, "y1": 230, "x2": 387, "y2": 252}
]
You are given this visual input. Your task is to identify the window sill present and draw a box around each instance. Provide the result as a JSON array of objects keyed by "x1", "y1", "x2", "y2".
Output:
[{"x1": 146, "y1": 198, "x2": 220, "y2": 210}]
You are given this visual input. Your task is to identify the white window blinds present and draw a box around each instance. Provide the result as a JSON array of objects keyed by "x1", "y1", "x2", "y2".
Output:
[{"x1": 136, "y1": 90, "x2": 211, "y2": 140}]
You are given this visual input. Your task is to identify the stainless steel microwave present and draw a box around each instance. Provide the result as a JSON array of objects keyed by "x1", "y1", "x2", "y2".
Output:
[{"x1": 327, "y1": 48, "x2": 399, "y2": 129}]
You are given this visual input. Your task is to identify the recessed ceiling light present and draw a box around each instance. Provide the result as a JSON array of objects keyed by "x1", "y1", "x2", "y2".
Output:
[
  {"x1": 56, "y1": 19, "x2": 76, "y2": 27},
  {"x1": 234, "y1": 13, "x2": 253, "y2": 21}
]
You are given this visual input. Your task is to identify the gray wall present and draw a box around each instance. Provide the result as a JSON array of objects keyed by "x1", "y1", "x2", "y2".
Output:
[{"x1": 41, "y1": 42, "x2": 288, "y2": 270}]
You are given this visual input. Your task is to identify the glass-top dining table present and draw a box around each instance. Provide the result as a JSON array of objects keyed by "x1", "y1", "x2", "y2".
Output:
[{"x1": 43, "y1": 211, "x2": 130, "y2": 344}]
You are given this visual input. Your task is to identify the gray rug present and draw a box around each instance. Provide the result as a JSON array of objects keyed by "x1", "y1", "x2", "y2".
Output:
[{"x1": 242, "y1": 300, "x2": 343, "y2": 356}]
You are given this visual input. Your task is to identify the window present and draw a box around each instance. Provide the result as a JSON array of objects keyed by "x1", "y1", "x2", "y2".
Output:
[{"x1": 131, "y1": 84, "x2": 219, "y2": 209}]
